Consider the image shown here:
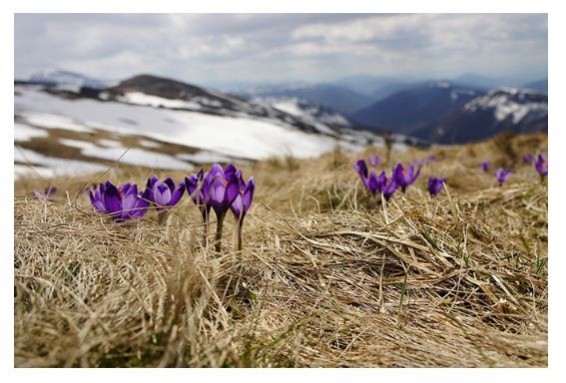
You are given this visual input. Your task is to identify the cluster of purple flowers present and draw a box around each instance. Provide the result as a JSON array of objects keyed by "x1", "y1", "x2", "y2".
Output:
[
  {"x1": 354, "y1": 158, "x2": 435, "y2": 201},
  {"x1": 86, "y1": 163, "x2": 255, "y2": 251},
  {"x1": 480, "y1": 161, "x2": 511, "y2": 186},
  {"x1": 479, "y1": 152, "x2": 547, "y2": 186},
  {"x1": 185, "y1": 164, "x2": 255, "y2": 251}
]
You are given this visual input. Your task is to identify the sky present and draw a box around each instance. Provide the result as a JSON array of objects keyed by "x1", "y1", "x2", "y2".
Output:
[{"x1": 14, "y1": 13, "x2": 548, "y2": 87}]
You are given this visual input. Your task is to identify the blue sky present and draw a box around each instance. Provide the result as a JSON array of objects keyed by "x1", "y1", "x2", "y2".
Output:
[{"x1": 15, "y1": 13, "x2": 548, "y2": 86}]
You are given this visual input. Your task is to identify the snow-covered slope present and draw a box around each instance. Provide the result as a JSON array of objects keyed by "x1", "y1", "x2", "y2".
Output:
[
  {"x1": 462, "y1": 87, "x2": 548, "y2": 124},
  {"x1": 251, "y1": 96, "x2": 353, "y2": 134},
  {"x1": 14, "y1": 80, "x2": 397, "y2": 179}
]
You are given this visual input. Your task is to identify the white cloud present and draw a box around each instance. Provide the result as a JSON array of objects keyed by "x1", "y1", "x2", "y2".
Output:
[{"x1": 15, "y1": 13, "x2": 547, "y2": 85}]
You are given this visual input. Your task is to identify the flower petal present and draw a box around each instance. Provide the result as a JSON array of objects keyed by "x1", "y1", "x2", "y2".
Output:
[
  {"x1": 168, "y1": 183, "x2": 185, "y2": 206},
  {"x1": 103, "y1": 183, "x2": 122, "y2": 217},
  {"x1": 155, "y1": 183, "x2": 172, "y2": 206},
  {"x1": 146, "y1": 176, "x2": 158, "y2": 189},
  {"x1": 242, "y1": 177, "x2": 255, "y2": 213},
  {"x1": 163, "y1": 177, "x2": 176, "y2": 193}
]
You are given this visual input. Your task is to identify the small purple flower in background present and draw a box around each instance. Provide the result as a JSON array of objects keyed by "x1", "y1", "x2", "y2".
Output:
[
  {"x1": 428, "y1": 177, "x2": 446, "y2": 197},
  {"x1": 392, "y1": 163, "x2": 420, "y2": 193},
  {"x1": 33, "y1": 186, "x2": 56, "y2": 201},
  {"x1": 480, "y1": 161, "x2": 490, "y2": 172},
  {"x1": 89, "y1": 181, "x2": 150, "y2": 222},
  {"x1": 495, "y1": 168, "x2": 511, "y2": 186},
  {"x1": 369, "y1": 155, "x2": 381, "y2": 167},
  {"x1": 535, "y1": 154, "x2": 548, "y2": 178},
  {"x1": 354, "y1": 160, "x2": 399, "y2": 201},
  {"x1": 146, "y1": 176, "x2": 185, "y2": 223},
  {"x1": 523, "y1": 154, "x2": 534, "y2": 164},
  {"x1": 231, "y1": 173, "x2": 256, "y2": 251}
]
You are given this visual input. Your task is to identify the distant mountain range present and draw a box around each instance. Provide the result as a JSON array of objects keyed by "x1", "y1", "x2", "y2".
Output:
[
  {"x1": 18, "y1": 69, "x2": 548, "y2": 148},
  {"x1": 351, "y1": 81, "x2": 483, "y2": 135},
  {"x1": 233, "y1": 83, "x2": 375, "y2": 116},
  {"x1": 414, "y1": 88, "x2": 548, "y2": 144}
]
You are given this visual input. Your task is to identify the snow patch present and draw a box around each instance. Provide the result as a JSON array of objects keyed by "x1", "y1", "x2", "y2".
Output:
[
  {"x1": 18, "y1": 112, "x2": 93, "y2": 133},
  {"x1": 59, "y1": 138, "x2": 98, "y2": 150},
  {"x1": 79, "y1": 146, "x2": 193, "y2": 171},
  {"x1": 464, "y1": 89, "x2": 548, "y2": 124},
  {"x1": 97, "y1": 138, "x2": 125, "y2": 148},
  {"x1": 14, "y1": 123, "x2": 49, "y2": 141},
  {"x1": 14, "y1": 146, "x2": 109, "y2": 179},
  {"x1": 138, "y1": 139, "x2": 162, "y2": 148},
  {"x1": 118, "y1": 92, "x2": 202, "y2": 110}
]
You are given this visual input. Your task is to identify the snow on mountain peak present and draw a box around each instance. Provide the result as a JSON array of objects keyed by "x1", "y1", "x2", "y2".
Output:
[{"x1": 463, "y1": 87, "x2": 547, "y2": 124}]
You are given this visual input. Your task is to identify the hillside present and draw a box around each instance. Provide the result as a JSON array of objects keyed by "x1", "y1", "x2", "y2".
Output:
[
  {"x1": 234, "y1": 83, "x2": 375, "y2": 116},
  {"x1": 16, "y1": 77, "x2": 421, "y2": 179},
  {"x1": 352, "y1": 82, "x2": 483, "y2": 135},
  {"x1": 414, "y1": 88, "x2": 548, "y2": 144},
  {"x1": 14, "y1": 132, "x2": 548, "y2": 367}
]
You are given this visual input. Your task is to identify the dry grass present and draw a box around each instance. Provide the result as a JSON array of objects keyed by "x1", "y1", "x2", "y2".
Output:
[{"x1": 14, "y1": 133, "x2": 548, "y2": 367}]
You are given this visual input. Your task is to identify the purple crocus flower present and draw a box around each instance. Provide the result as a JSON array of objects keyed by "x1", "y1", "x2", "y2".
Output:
[
  {"x1": 392, "y1": 163, "x2": 420, "y2": 193},
  {"x1": 231, "y1": 173, "x2": 256, "y2": 251},
  {"x1": 480, "y1": 161, "x2": 490, "y2": 172},
  {"x1": 535, "y1": 154, "x2": 548, "y2": 178},
  {"x1": 185, "y1": 169, "x2": 210, "y2": 219},
  {"x1": 146, "y1": 176, "x2": 185, "y2": 211},
  {"x1": 204, "y1": 164, "x2": 240, "y2": 218},
  {"x1": 369, "y1": 155, "x2": 381, "y2": 167},
  {"x1": 231, "y1": 176, "x2": 255, "y2": 223},
  {"x1": 371, "y1": 170, "x2": 398, "y2": 201},
  {"x1": 354, "y1": 159, "x2": 388, "y2": 196},
  {"x1": 33, "y1": 186, "x2": 56, "y2": 201},
  {"x1": 428, "y1": 177, "x2": 446, "y2": 197},
  {"x1": 382, "y1": 178, "x2": 399, "y2": 201},
  {"x1": 523, "y1": 154, "x2": 534, "y2": 164},
  {"x1": 204, "y1": 164, "x2": 240, "y2": 251},
  {"x1": 495, "y1": 168, "x2": 511, "y2": 186},
  {"x1": 89, "y1": 181, "x2": 150, "y2": 222}
]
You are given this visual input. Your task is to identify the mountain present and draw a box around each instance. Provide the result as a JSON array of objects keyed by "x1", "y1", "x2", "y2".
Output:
[
  {"x1": 28, "y1": 68, "x2": 110, "y2": 91},
  {"x1": 250, "y1": 96, "x2": 354, "y2": 132},
  {"x1": 370, "y1": 81, "x2": 414, "y2": 102},
  {"x1": 16, "y1": 74, "x2": 417, "y2": 178},
  {"x1": 352, "y1": 81, "x2": 484, "y2": 135},
  {"x1": 522, "y1": 79, "x2": 548, "y2": 93},
  {"x1": 234, "y1": 83, "x2": 375, "y2": 116},
  {"x1": 413, "y1": 88, "x2": 548, "y2": 144}
]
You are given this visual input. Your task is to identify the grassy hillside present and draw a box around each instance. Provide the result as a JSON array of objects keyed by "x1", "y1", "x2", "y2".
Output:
[{"x1": 14, "y1": 132, "x2": 548, "y2": 367}]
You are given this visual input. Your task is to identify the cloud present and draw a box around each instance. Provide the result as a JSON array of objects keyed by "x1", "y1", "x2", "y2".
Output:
[{"x1": 15, "y1": 13, "x2": 547, "y2": 86}]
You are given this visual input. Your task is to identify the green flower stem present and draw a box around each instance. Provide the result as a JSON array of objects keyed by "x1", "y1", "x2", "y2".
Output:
[{"x1": 214, "y1": 212, "x2": 226, "y2": 252}]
